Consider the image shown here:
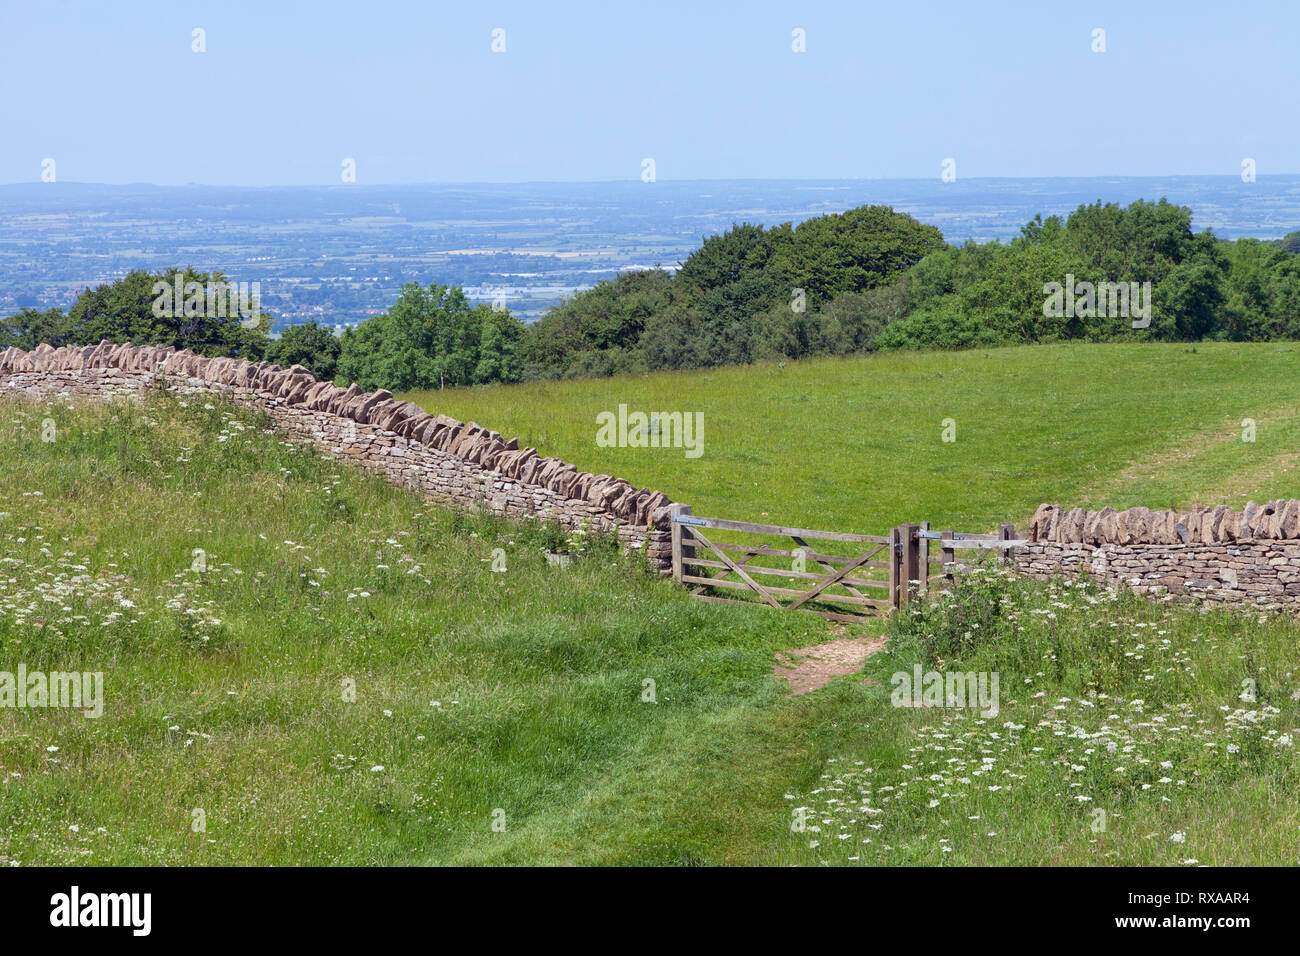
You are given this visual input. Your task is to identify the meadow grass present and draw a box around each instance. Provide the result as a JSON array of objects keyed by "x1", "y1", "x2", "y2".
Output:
[
  {"x1": 0, "y1": 392, "x2": 828, "y2": 865},
  {"x1": 0, "y1": 381, "x2": 1296, "y2": 866},
  {"x1": 404, "y1": 342, "x2": 1300, "y2": 536},
  {"x1": 778, "y1": 572, "x2": 1300, "y2": 866}
]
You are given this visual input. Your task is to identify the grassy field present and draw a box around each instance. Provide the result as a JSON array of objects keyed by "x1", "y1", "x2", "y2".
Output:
[
  {"x1": 1, "y1": 350, "x2": 1298, "y2": 866},
  {"x1": 405, "y1": 342, "x2": 1300, "y2": 536},
  {"x1": 0, "y1": 392, "x2": 832, "y2": 865}
]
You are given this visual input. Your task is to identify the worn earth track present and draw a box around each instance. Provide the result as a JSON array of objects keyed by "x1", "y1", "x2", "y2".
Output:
[{"x1": 772, "y1": 635, "x2": 887, "y2": 696}]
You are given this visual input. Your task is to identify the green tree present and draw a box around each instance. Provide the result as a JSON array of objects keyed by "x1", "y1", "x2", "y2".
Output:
[
  {"x1": 266, "y1": 321, "x2": 342, "y2": 380},
  {"x1": 770, "y1": 205, "x2": 945, "y2": 306},
  {"x1": 1150, "y1": 242, "x2": 1228, "y2": 340},
  {"x1": 0, "y1": 308, "x2": 71, "y2": 350},
  {"x1": 336, "y1": 283, "x2": 524, "y2": 391},
  {"x1": 675, "y1": 223, "x2": 789, "y2": 366},
  {"x1": 519, "y1": 269, "x2": 673, "y2": 378},
  {"x1": 63, "y1": 268, "x2": 270, "y2": 358}
]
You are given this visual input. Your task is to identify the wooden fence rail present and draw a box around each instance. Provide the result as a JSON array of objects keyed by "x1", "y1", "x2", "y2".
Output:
[
  {"x1": 671, "y1": 505, "x2": 1025, "y2": 621},
  {"x1": 670, "y1": 505, "x2": 892, "y2": 622}
]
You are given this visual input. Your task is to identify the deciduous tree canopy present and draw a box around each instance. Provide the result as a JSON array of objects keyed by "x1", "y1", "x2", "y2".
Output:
[
  {"x1": 0, "y1": 267, "x2": 271, "y2": 358},
  {"x1": 336, "y1": 283, "x2": 524, "y2": 392}
]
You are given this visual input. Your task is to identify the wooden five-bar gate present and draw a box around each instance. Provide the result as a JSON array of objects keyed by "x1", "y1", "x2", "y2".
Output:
[{"x1": 670, "y1": 504, "x2": 1023, "y2": 622}]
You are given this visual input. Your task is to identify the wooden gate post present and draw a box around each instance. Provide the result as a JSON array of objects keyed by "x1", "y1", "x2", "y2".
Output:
[
  {"x1": 888, "y1": 525, "x2": 901, "y2": 610},
  {"x1": 999, "y1": 522, "x2": 1015, "y2": 567},
  {"x1": 918, "y1": 520, "x2": 930, "y2": 596},
  {"x1": 941, "y1": 529, "x2": 955, "y2": 585},
  {"x1": 901, "y1": 523, "x2": 920, "y2": 605},
  {"x1": 671, "y1": 503, "x2": 691, "y2": 583}
]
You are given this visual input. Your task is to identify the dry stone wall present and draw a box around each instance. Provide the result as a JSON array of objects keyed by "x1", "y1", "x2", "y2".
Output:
[
  {"x1": 1016, "y1": 502, "x2": 1300, "y2": 610},
  {"x1": 15, "y1": 340, "x2": 1297, "y2": 604},
  {"x1": 0, "y1": 342, "x2": 677, "y2": 571}
]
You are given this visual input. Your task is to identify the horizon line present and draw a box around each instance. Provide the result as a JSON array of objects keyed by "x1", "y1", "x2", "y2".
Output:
[{"x1": 2, "y1": 173, "x2": 1297, "y2": 190}]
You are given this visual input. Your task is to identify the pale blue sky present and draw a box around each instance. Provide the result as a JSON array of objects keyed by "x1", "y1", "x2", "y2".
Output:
[{"x1": 0, "y1": 0, "x2": 1291, "y2": 185}]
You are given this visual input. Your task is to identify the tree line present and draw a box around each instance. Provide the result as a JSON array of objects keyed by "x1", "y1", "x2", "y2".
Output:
[
  {"x1": 0, "y1": 267, "x2": 514, "y2": 391},
  {"x1": 6, "y1": 200, "x2": 1300, "y2": 392},
  {"x1": 518, "y1": 199, "x2": 1300, "y2": 370}
]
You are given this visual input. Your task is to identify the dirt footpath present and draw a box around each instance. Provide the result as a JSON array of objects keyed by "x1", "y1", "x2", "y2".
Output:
[{"x1": 772, "y1": 635, "x2": 887, "y2": 696}]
